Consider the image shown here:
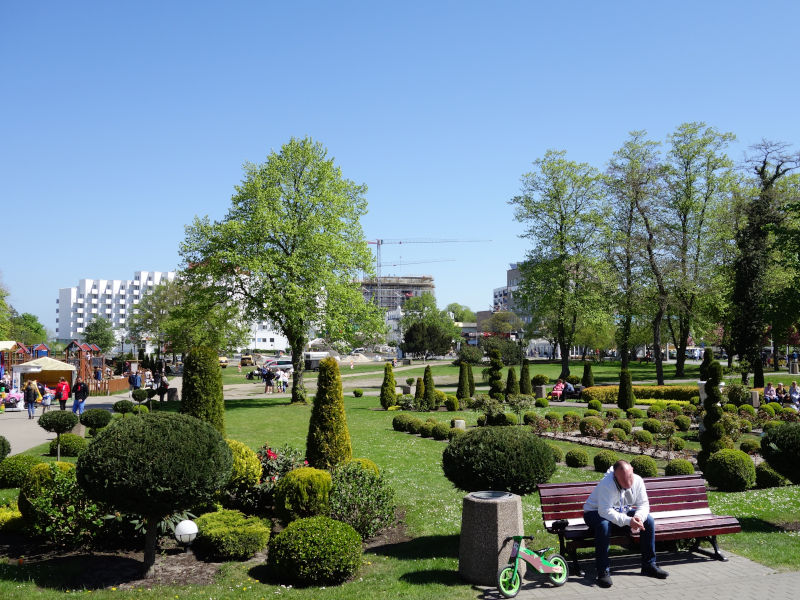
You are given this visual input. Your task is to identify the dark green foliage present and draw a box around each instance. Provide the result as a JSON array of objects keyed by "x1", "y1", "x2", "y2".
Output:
[
  {"x1": 442, "y1": 426, "x2": 556, "y2": 495},
  {"x1": 352, "y1": 389, "x2": 364, "y2": 398},
  {"x1": 755, "y1": 462, "x2": 789, "y2": 489},
  {"x1": 581, "y1": 362, "x2": 594, "y2": 387},
  {"x1": 705, "y1": 449, "x2": 755, "y2": 491},
  {"x1": 665, "y1": 459, "x2": 695, "y2": 476},
  {"x1": 532, "y1": 374, "x2": 549, "y2": 386},
  {"x1": 674, "y1": 415, "x2": 691, "y2": 432},
  {"x1": 587, "y1": 399, "x2": 602, "y2": 411},
  {"x1": 467, "y1": 364, "x2": 475, "y2": 397},
  {"x1": 562, "y1": 411, "x2": 581, "y2": 430},
  {"x1": 547, "y1": 444, "x2": 564, "y2": 463},
  {"x1": 698, "y1": 361, "x2": 725, "y2": 468},
  {"x1": 49, "y1": 433, "x2": 87, "y2": 457},
  {"x1": 669, "y1": 436, "x2": 686, "y2": 451},
  {"x1": 544, "y1": 412, "x2": 562, "y2": 425},
  {"x1": 195, "y1": 509, "x2": 270, "y2": 560},
  {"x1": 505, "y1": 367, "x2": 519, "y2": 399},
  {"x1": 642, "y1": 418, "x2": 662, "y2": 434},
  {"x1": 565, "y1": 449, "x2": 588, "y2": 468},
  {"x1": 379, "y1": 363, "x2": 396, "y2": 409},
  {"x1": 131, "y1": 388, "x2": 148, "y2": 404},
  {"x1": 699, "y1": 349, "x2": 713, "y2": 381},
  {"x1": 457, "y1": 345, "x2": 483, "y2": 365},
  {"x1": 444, "y1": 395, "x2": 459, "y2": 411},
  {"x1": 80, "y1": 408, "x2": 112, "y2": 435},
  {"x1": 487, "y1": 349, "x2": 504, "y2": 400},
  {"x1": 579, "y1": 416, "x2": 604, "y2": 437},
  {"x1": 617, "y1": 369, "x2": 635, "y2": 410},
  {"x1": 418, "y1": 422, "x2": 435, "y2": 438},
  {"x1": 593, "y1": 450, "x2": 618, "y2": 472},
  {"x1": 76, "y1": 413, "x2": 232, "y2": 519},
  {"x1": 181, "y1": 346, "x2": 225, "y2": 435},
  {"x1": 760, "y1": 422, "x2": 800, "y2": 484},
  {"x1": 432, "y1": 422, "x2": 451, "y2": 440},
  {"x1": 407, "y1": 418, "x2": 424, "y2": 434},
  {"x1": 306, "y1": 357, "x2": 352, "y2": 470},
  {"x1": 0, "y1": 435, "x2": 10, "y2": 461},
  {"x1": 329, "y1": 461, "x2": 396, "y2": 540},
  {"x1": 420, "y1": 365, "x2": 436, "y2": 412},
  {"x1": 392, "y1": 414, "x2": 413, "y2": 432},
  {"x1": 0, "y1": 454, "x2": 43, "y2": 488},
  {"x1": 566, "y1": 375, "x2": 580, "y2": 385},
  {"x1": 113, "y1": 399, "x2": 134, "y2": 415},
  {"x1": 519, "y1": 360, "x2": 532, "y2": 395},
  {"x1": 448, "y1": 427, "x2": 465, "y2": 441},
  {"x1": 627, "y1": 407, "x2": 645, "y2": 419},
  {"x1": 268, "y1": 516, "x2": 362, "y2": 586},
  {"x1": 274, "y1": 467, "x2": 332, "y2": 522},
  {"x1": 725, "y1": 382, "x2": 750, "y2": 406},
  {"x1": 38, "y1": 410, "x2": 80, "y2": 460},
  {"x1": 414, "y1": 377, "x2": 425, "y2": 403},
  {"x1": 611, "y1": 419, "x2": 632, "y2": 435},
  {"x1": 630, "y1": 455, "x2": 658, "y2": 477},
  {"x1": 456, "y1": 362, "x2": 470, "y2": 400},
  {"x1": 739, "y1": 439, "x2": 760, "y2": 454}
]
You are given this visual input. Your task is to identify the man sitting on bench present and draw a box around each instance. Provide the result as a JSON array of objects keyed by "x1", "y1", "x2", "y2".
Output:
[{"x1": 583, "y1": 460, "x2": 669, "y2": 588}]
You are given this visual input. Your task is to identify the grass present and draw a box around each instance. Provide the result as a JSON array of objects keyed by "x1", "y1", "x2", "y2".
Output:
[{"x1": 0, "y1": 385, "x2": 797, "y2": 598}]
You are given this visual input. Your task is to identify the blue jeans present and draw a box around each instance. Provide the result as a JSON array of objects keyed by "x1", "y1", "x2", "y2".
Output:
[
  {"x1": 583, "y1": 510, "x2": 657, "y2": 575},
  {"x1": 72, "y1": 400, "x2": 85, "y2": 415},
  {"x1": 26, "y1": 403, "x2": 36, "y2": 418}
]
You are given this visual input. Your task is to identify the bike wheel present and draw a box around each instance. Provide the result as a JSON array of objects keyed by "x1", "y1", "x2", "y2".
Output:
[
  {"x1": 546, "y1": 553, "x2": 569, "y2": 586},
  {"x1": 497, "y1": 565, "x2": 521, "y2": 598}
]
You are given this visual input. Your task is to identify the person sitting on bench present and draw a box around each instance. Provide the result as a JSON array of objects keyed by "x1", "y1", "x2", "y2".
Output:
[
  {"x1": 583, "y1": 460, "x2": 668, "y2": 588},
  {"x1": 550, "y1": 379, "x2": 564, "y2": 400}
]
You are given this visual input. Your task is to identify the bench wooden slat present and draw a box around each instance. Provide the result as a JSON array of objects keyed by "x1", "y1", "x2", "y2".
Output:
[{"x1": 541, "y1": 492, "x2": 710, "y2": 513}]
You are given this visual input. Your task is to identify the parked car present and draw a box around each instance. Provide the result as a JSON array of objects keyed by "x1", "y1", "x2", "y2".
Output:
[
  {"x1": 218, "y1": 356, "x2": 228, "y2": 368},
  {"x1": 240, "y1": 355, "x2": 255, "y2": 366}
]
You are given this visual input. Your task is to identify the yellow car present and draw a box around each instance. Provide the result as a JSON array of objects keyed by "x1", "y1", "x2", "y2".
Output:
[
  {"x1": 218, "y1": 356, "x2": 229, "y2": 368},
  {"x1": 240, "y1": 355, "x2": 254, "y2": 367}
]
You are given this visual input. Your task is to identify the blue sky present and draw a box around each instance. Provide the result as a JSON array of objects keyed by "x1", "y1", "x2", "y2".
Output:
[{"x1": 2, "y1": 1, "x2": 799, "y2": 333}]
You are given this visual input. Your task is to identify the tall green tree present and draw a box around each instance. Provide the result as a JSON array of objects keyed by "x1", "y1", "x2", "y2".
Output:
[
  {"x1": 400, "y1": 293, "x2": 460, "y2": 358},
  {"x1": 9, "y1": 311, "x2": 47, "y2": 345},
  {"x1": 445, "y1": 303, "x2": 476, "y2": 323},
  {"x1": 181, "y1": 137, "x2": 385, "y2": 403},
  {"x1": 481, "y1": 311, "x2": 524, "y2": 335},
  {"x1": 82, "y1": 317, "x2": 116, "y2": 352},
  {"x1": 180, "y1": 346, "x2": 225, "y2": 436},
  {"x1": 0, "y1": 279, "x2": 11, "y2": 339},
  {"x1": 732, "y1": 141, "x2": 800, "y2": 386},
  {"x1": 511, "y1": 149, "x2": 606, "y2": 379}
]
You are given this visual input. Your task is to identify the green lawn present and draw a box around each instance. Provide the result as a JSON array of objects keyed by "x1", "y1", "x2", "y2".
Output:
[{"x1": 0, "y1": 389, "x2": 797, "y2": 599}]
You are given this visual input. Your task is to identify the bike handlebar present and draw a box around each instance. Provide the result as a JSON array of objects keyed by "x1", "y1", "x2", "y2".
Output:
[{"x1": 504, "y1": 535, "x2": 535, "y2": 542}]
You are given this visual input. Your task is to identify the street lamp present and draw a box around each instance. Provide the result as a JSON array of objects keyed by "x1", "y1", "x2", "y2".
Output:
[{"x1": 174, "y1": 519, "x2": 198, "y2": 553}]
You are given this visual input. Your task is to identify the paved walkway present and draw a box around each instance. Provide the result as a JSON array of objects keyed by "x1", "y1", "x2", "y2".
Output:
[{"x1": 477, "y1": 551, "x2": 800, "y2": 599}]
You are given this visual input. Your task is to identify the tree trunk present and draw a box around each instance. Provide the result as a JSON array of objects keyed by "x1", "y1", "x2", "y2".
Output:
[
  {"x1": 289, "y1": 336, "x2": 307, "y2": 404},
  {"x1": 652, "y1": 310, "x2": 665, "y2": 386},
  {"x1": 143, "y1": 516, "x2": 158, "y2": 578},
  {"x1": 753, "y1": 358, "x2": 765, "y2": 389}
]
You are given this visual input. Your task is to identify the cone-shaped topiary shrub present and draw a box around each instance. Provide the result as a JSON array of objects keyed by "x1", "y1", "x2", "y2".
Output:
[
  {"x1": 760, "y1": 422, "x2": 800, "y2": 484},
  {"x1": 505, "y1": 367, "x2": 520, "y2": 399},
  {"x1": 520, "y1": 360, "x2": 532, "y2": 395},
  {"x1": 415, "y1": 377, "x2": 425, "y2": 404},
  {"x1": 698, "y1": 361, "x2": 724, "y2": 469},
  {"x1": 487, "y1": 349, "x2": 505, "y2": 400},
  {"x1": 274, "y1": 466, "x2": 332, "y2": 522},
  {"x1": 617, "y1": 369, "x2": 635, "y2": 410},
  {"x1": 76, "y1": 412, "x2": 233, "y2": 576},
  {"x1": 442, "y1": 426, "x2": 555, "y2": 495},
  {"x1": 306, "y1": 357, "x2": 352, "y2": 470},
  {"x1": 379, "y1": 363, "x2": 397, "y2": 409},
  {"x1": 468, "y1": 364, "x2": 475, "y2": 397},
  {"x1": 630, "y1": 455, "x2": 658, "y2": 478},
  {"x1": 38, "y1": 411, "x2": 79, "y2": 461},
  {"x1": 421, "y1": 365, "x2": 436, "y2": 412},
  {"x1": 456, "y1": 362, "x2": 470, "y2": 400},
  {"x1": 582, "y1": 362, "x2": 594, "y2": 388},
  {"x1": 181, "y1": 346, "x2": 225, "y2": 435},
  {"x1": 705, "y1": 449, "x2": 755, "y2": 491}
]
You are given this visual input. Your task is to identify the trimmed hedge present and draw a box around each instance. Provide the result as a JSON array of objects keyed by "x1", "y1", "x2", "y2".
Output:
[
  {"x1": 579, "y1": 417, "x2": 604, "y2": 437},
  {"x1": 611, "y1": 419, "x2": 632, "y2": 435},
  {"x1": 195, "y1": 509, "x2": 270, "y2": 560},
  {"x1": 705, "y1": 449, "x2": 755, "y2": 491},
  {"x1": 633, "y1": 430, "x2": 654, "y2": 446},
  {"x1": 674, "y1": 415, "x2": 691, "y2": 432},
  {"x1": 442, "y1": 426, "x2": 555, "y2": 495},
  {"x1": 606, "y1": 427, "x2": 628, "y2": 442},
  {"x1": 582, "y1": 385, "x2": 698, "y2": 403}
]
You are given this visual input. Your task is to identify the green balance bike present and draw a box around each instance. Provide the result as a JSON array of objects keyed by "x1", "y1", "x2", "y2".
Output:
[{"x1": 497, "y1": 535, "x2": 568, "y2": 597}]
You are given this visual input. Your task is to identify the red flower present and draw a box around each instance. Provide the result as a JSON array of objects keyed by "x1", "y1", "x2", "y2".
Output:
[
  {"x1": 267, "y1": 449, "x2": 278, "y2": 460},
  {"x1": 303, "y1": 460, "x2": 308, "y2": 465}
]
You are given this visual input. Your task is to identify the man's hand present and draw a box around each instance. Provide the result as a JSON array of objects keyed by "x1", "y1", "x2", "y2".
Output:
[{"x1": 630, "y1": 515, "x2": 644, "y2": 533}]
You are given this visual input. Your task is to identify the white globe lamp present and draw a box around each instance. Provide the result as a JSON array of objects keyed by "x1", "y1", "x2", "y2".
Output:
[{"x1": 174, "y1": 519, "x2": 198, "y2": 552}]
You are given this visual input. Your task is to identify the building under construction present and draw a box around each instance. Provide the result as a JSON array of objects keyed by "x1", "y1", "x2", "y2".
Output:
[{"x1": 360, "y1": 275, "x2": 435, "y2": 310}]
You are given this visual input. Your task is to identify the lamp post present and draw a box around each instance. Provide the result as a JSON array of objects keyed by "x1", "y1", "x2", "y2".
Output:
[{"x1": 174, "y1": 519, "x2": 198, "y2": 553}]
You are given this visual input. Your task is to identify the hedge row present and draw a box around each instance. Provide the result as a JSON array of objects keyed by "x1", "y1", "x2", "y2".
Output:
[{"x1": 582, "y1": 385, "x2": 697, "y2": 403}]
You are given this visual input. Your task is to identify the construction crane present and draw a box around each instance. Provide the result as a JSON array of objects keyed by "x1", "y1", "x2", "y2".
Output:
[{"x1": 366, "y1": 238, "x2": 490, "y2": 306}]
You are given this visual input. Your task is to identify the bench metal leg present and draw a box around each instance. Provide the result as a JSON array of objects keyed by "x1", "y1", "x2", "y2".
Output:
[
  {"x1": 569, "y1": 546, "x2": 583, "y2": 577},
  {"x1": 690, "y1": 536, "x2": 728, "y2": 561}
]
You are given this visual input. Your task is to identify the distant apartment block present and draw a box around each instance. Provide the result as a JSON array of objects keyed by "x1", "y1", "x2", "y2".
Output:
[
  {"x1": 492, "y1": 262, "x2": 531, "y2": 324},
  {"x1": 360, "y1": 275, "x2": 435, "y2": 310},
  {"x1": 56, "y1": 271, "x2": 177, "y2": 342}
]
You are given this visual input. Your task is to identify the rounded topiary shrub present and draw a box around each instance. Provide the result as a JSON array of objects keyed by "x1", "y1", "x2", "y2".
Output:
[
  {"x1": 532, "y1": 374, "x2": 549, "y2": 386},
  {"x1": 611, "y1": 419, "x2": 632, "y2": 435},
  {"x1": 0, "y1": 435, "x2": 10, "y2": 461},
  {"x1": 442, "y1": 426, "x2": 556, "y2": 495},
  {"x1": 48, "y1": 433, "x2": 87, "y2": 457},
  {"x1": 225, "y1": 439, "x2": 261, "y2": 491},
  {"x1": 330, "y1": 461, "x2": 396, "y2": 540},
  {"x1": 348, "y1": 458, "x2": 380, "y2": 476},
  {"x1": 548, "y1": 444, "x2": 564, "y2": 464},
  {"x1": 755, "y1": 462, "x2": 789, "y2": 489},
  {"x1": 739, "y1": 439, "x2": 760, "y2": 455},
  {"x1": 113, "y1": 399, "x2": 134, "y2": 415},
  {"x1": 579, "y1": 416, "x2": 604, "y2": 437},
  {"x1": 583, "y1": 409, "x2": 600, "y2": 417},
  {"x1": 194, "y1": 509, "x2": 270, "y2": 560},
  {"x1": 630, "y1": 455, "x2": 658, "y2": 478},
  {"x1": 352, "y1": 389, "x2": 364, "y2": 398},
  {"x1": 80, "y1": 408, "x2": 112, "y2": 436},
  {"x1": 535, "y1": 397, "x2": 549, "y2": 408},
  {"x1": 392, "y1": 414, "x2": 412, "y2": 432},
  {"x1": 587, "y1": 399, "x2": 602, "y2": 412},
  {"x1": 593, "y1": 450, "x2": 618, "y2": 473},
  {"x1": 664, "y1": 459, "x2": 694, "y2": 476},
  {"x1": 274, "y1": 467, "x2": 332, "y2": 522},
  {"x1": 705, "y1": 449, "x2": 755, "y2": 491},
  {"x1": 0, "y1": 454, "x2": 44, "y2": 488},
  {"x1": 760, "y1": 422, "x2": 800, "y2": 484},
  {"x1": 268, "y1": 515, "x2": 361, "y2": 586},
  {"x1": 642, "y1": 418, "x2": 662, "y2": 434},
  {"x1": 563, "y1": 411, "x2": 581, "y2": 430},
  {"x1": 674, "y1": 415, "x2": 691, "y2": 432},
  {"x1": 606, "y1": 428, "x2": 628, "y2": 442},
  {"x1": 445, "y1": 395, "x2": 459, "y2": 411},
  {"x1": 131, "y1": 388, "x2": 149, "y2": 404},
  {"x1": 418, "y1": 422, "x2": 435, "y2": 438},
  {"x1": 605, "y1": 409, "x2": 621, "y2": 420},
  {"x1": 565, "y1": 449, "x2": 589, "y2": 468},
  {"x1": 432, "y1": 422, "x2": 450, "y2": 440},
  {"x1": 407, "y1": 418, "x2": 424, "y2": 434},
  {"x1": 545, "y1": 412, "x2": 562, "y2": 425},
  {"x1": 627, "y1": 408, "x2": 645, "y2": 419},
  {"x1": 723, "y1": 403, "x2": 737, "y2": 413},
  {"x1": 132, "y1": 404, "x2": 149, "y2": 415},
  {"x1": 668, "y1": 436, "x2": 686, "y2": 451},
  {"x1": 633, "y1": 430, "x2": 654, "y2": 446}
]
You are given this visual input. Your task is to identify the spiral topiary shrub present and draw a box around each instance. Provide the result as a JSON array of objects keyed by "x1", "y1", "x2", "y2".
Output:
[
  {"x1": 442, "y1": 426, "x2": 556, "y2": 495},
  {"x1": 194, "y1": 509, "x2": 270, "y2": 560},
  {"x1": 611, "y1": 419, "x2": 632, "y2": 435},
  {"x1": 269, "y1": 515, "x2": 361, "y2": 586},
  {"x1": 593, "y1": 450, "x2": 618, "y2": 473},
  {"x1": 565, "y1": 449, "x2": 589, "y2": 468},
  {"x1": 698, "y1": 361, "x2": 724, "y2": 469},
  {"x1": 48, "y1": 433, "x2": 87, "y2": 457},
  {"x1": 664, "y1": 459, "x2": 694, "y2": 476},
  {"x1": 755, "y1": 461, "x2": 789, "y2": 489},
  {"x1": 587, "y1": 399, "x2": 602, "y2": 412},
  {"x1": 548, "y1": 444, "x2": 564, "y2": 464},
  {"x1": 579, "y1": 416, "x2": 604, "y2": 437},
  {"x1": 0, "y1": 454, "x2": 44, "y2": 488},
  {"x1": 705, "y1": 449, "x2": 755, "y2": 491},
  {"x1": 760, "y1": 422, "x2": 800, "y2": 484},
  {"x1": 329, "y1": 461, "x2": 396, "y2": 540},
  {"x1": 630, "y1": 455, "x2": 658, "y2": 478},
  {"x1": 274, "y1": 467, "x2": 332, "y2": 522}
]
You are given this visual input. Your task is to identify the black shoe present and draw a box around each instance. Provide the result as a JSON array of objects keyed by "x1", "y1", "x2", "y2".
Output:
[
  {"x1": 596, "y1": 571, "x2": 613, "y2": 587},
  {"x1": 642, "y1": 564, "x2": 668, "y2": 579}
]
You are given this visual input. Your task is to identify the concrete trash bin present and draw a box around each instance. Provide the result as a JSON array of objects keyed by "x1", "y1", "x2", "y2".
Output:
[{"x1": 459, "y1": 490, "x2": 523, "y2": 585}]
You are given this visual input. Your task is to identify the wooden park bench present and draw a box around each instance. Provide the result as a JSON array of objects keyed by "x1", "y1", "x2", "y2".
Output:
[{"x1": 538, "y1": 474, "x2": 741, "y2": 575}]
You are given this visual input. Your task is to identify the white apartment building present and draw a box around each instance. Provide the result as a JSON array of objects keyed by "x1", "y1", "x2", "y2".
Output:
[
  {"x1": 248, "y1": 321, "x2": 289, "y2": 352},
  {"x1": 56, "y1": 271, "x2": 177, "y2": 343}
]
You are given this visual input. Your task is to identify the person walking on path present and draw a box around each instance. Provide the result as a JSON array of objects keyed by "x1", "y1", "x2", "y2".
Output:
[
  {"x1": 583, "y1": 460, "x2": 668, "y2": 588},
  {"x1": 71, "y1": 376, "x2": 89, "y2": 415},
  {"x1": 23, "y1": 381, "x2": 38, "y2": 420},
  {"x1": 55, "y1": 377, "x2": 71, "y2": 411}
]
